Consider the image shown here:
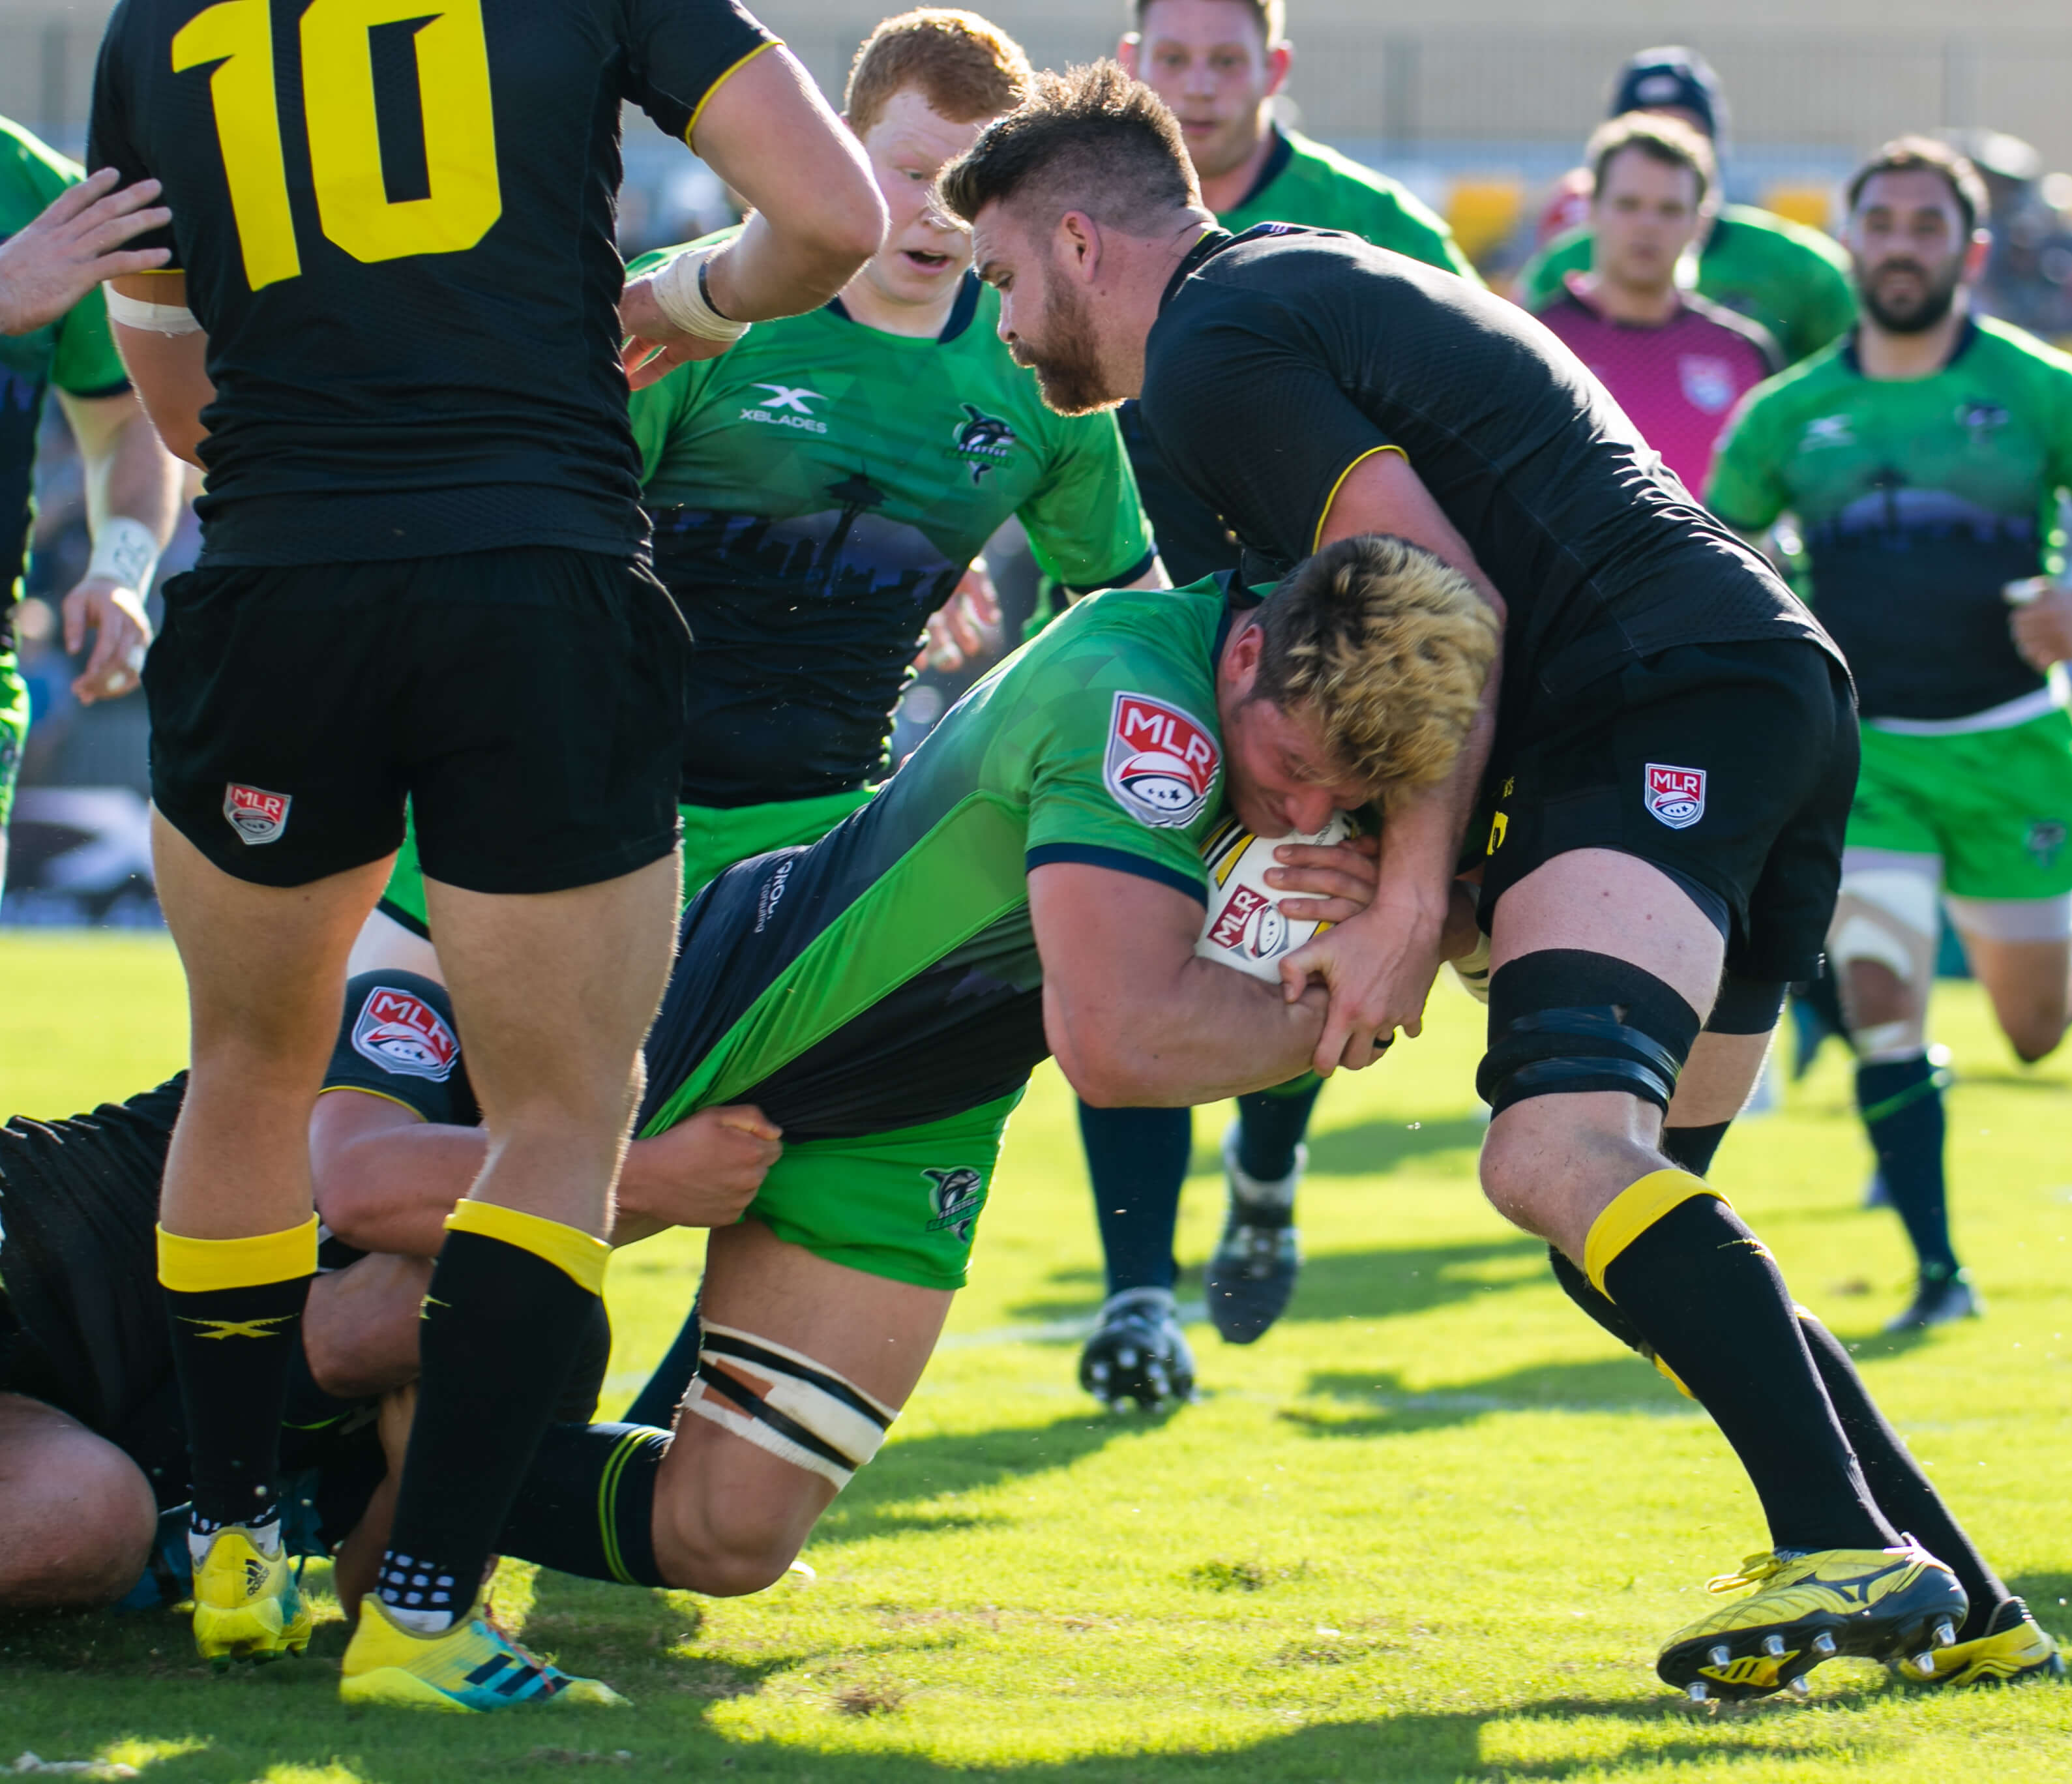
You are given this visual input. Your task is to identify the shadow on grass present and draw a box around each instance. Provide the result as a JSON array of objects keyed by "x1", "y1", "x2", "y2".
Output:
[
  {"x1": 1008, "y1": 1234, "x2": 1546, "y2": 1330},
  {"x1": 1284, "y1": 1352, "x2": 1691, "y2": 1442}
]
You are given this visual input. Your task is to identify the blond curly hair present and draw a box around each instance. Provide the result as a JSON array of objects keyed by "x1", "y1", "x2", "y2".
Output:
[{"x1": 1252, "y1": 535, "x2": 1500, "y2": 806}]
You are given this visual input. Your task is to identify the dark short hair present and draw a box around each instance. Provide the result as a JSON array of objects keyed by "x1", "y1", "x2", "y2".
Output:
[
  {"x1": 846, "y1": 10, "x2": 1033, "y2": 141},
  {"x1": 1847, "y1": 136, "x2": 1989, "y2": 237},
  {"x1": 1608, "y1": 46, "x2": 1722, "y2": 140},
  {"x1": 940, "y1": 60, "x2": 1200, "y2": 231},
  {"x1": 1127, "y1": 0, "x2": 1284, "y2": 44},
  {"x1": 1586, "y1": 112, "x2": 1715, "y2": 208}
]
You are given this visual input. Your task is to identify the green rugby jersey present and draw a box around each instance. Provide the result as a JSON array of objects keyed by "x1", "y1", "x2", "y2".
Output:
[
  {"x1": 636, "y1": 578, "x2": 1231, "y2": 1141},
  {"x1": 1217, "y1": 129, "x2": 1481, "y2": 284},
  {"x1": 1708, "y1": 314, "x2": 2072, "y2": 723},
  {"x1": 627, "y1": 239, "x2": 1155, "y2": 806},
  {"x1": 1520, "y1": 205, "x2": 1856, "y2": 366},
  {"x1": 1, "y1": 117, "x2": 131, "y2": 647}
]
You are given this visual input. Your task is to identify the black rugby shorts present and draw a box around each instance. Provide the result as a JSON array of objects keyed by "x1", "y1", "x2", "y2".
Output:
[
  {"x1": 145, "y1": 547, "x2": 689, "y2": 891},
  {"x1": 1475, "y1": 638, "x2": 1858, "y2": 986}
]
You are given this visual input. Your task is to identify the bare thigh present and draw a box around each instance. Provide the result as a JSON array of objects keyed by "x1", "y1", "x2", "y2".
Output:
[
  {"x1": 649, "y1": 1219, "x2": 952, "y2": 1597},
  {"x1": 1961, "y1": 931, "x2": 2071, "y2": 1063},
  {"x1": 0, "y1": 1393, "x2": 157, "y2": 1607}
]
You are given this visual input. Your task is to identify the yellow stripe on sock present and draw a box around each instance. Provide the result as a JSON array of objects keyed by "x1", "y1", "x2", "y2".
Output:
[
  {"x1": 446, "y1": 1199, "x2": 609, "y2": 1295},
  {"x1": 157, "y1": 1214, "x2": 319, "y2": 1293},
  {"x1": 1583, "y1": 1169, "x2": 1726, "y2": 1296}
]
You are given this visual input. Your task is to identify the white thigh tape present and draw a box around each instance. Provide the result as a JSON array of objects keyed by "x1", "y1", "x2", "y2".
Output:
[{"x1": 683, "y1": 1320, "x2": 896, "y2": 1490}]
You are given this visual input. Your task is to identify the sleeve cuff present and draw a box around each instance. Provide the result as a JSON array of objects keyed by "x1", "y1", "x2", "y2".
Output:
[
  {"x1": 1059, "y1": 549, "x2": 1157, "y2": 597},
  {"x1": 1026, "y1": 842, "x2": 1207, "y2": 905}
]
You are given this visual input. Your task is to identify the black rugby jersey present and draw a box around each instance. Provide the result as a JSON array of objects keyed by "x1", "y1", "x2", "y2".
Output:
[
  {"x1": 1138, "y1": 227, "x2": 1836, "y2": 709},
  {"x1": 87, "y1": 0, "x2": 773, "y2": 565}
]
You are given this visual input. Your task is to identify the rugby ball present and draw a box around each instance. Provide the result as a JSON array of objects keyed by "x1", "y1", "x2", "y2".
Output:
[{"x1": 1194, "y1": 812, "x2": 1355, "y2": 983}]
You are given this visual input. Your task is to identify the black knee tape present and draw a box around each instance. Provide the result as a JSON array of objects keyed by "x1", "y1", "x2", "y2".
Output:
[
  {"x1": 1705, "y1": 973, "x2": 1787, "y2": 1036},
  {"x1": 1477, "y1": 949, "x2": 1702, "y2": 1115}
]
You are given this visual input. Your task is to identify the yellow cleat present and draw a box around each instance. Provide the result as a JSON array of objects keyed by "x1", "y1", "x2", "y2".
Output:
[
  {"x1": 191, "y1": 1526, "x2": 312, "y2": 1667},
  {"x1": 340, "y1": 1593, "x2": 628, "y2": 1712},
  {"x1": 1902, "y1": 1598, "x2": 2066, "y2": 1688},
  {"x1": 1658, "y1": 1539, "x2": 1966, "y2": 1701}
]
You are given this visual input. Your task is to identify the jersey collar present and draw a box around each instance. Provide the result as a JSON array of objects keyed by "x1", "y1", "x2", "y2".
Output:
[
  {"x1": 824, "y1": 269, "x2": 982, "y2": 343},
  {"x1": 1841, "y1": 311, "x2": 1980, "y2": 376},
  {"x1": 1230, "y1": 126, "x2": 1295, "y2": 213}
]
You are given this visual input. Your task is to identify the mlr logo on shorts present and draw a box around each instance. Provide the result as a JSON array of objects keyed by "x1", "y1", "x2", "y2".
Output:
[
  {"x1": 1644, "y1": 764, "x2": 1707, "y2": 830},
  {"x1": 1104, "y1": 692, "x2": 1220, "y2": 829},
  {"x1": 223, "y1": 783, "x2": 290, "y2": 844},
  {"x1": 352, "y1": 987, "x2": 460, "y2": 1082}
]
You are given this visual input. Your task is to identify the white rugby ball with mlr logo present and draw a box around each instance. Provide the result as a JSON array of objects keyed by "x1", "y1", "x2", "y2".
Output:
[{"x1": 1194, "y1": 812, "x2": 1355, "y2": 982}]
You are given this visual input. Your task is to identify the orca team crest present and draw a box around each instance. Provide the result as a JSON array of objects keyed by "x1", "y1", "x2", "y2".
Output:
[
  {"x1": 923, "y1": 1165, "x2": 988, "y2": 1240},
  {"x1": 952, "y1": 405, "x2": 1017, "y2": 484},
  {"x1": 352, "y1": 987, "x2": 461, "y2": 1082},
  {"x1": 1104, "y1": 692, "x2": 1221, "y2": 829},
  {"x1": 1644, "y1": 764, "x2": 1708, "y2": 829}
]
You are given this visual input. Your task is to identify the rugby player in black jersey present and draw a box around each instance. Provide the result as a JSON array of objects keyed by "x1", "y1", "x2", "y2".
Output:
[
  {"x1": 942, "y1": 65, "x2": 2046, "y2": 1697},
  {"x1": 85, "y1": 0, "x2": 886, "y2": 1708}
]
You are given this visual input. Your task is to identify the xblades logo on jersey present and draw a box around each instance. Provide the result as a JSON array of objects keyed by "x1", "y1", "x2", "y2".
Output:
[
  {"x1": 952, "y1": 405, "x2": 1016, "y2": 484},
  {"x1": 741, "y1": 382, "x2": 829, "y2": 436}
]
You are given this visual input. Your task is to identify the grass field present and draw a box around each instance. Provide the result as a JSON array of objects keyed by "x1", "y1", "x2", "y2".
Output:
[{"x1": 3, "y1": 930, "x2": 2071, "y2": 1782}]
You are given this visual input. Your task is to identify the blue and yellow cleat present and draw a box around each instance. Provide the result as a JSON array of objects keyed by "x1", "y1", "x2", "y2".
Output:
[
  {"x1": 1902, "y1": 1598, "x2": 2066, "y2": 1687},
  {"x1": 340, "y1": 1594, "x2": 628, "y2": 1712},
  {"x1": 1658, "y1": 1539, "x2": 1966, "y2": 1701},
  {"x1": 192, "y1": 1526, "x2": 312, "y2": 1667}
]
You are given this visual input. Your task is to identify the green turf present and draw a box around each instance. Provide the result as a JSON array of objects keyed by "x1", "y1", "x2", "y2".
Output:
[{"x1": 3, "y1": 931, "x2": 2070, "y2": 1781}]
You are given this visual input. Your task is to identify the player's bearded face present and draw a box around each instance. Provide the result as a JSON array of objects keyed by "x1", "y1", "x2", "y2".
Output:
[
  {"x1": 1859, "y1": 241, "x2": 1966, "y2": 333},
  {"x1": 1012, "y1": 258, "x2": 1116, "y2": 415}
]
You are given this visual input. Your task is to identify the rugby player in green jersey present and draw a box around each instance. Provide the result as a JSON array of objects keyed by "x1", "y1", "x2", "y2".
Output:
[
  {"x1": 0, "y1": 117, "x2": 183, "y2": 891},
  {"x1": 1517, "y1": 49, "x2": 1855, "y2": 366},
  {"x1": 1709, "y1": 138, "x2": 2072, "y2": 1341},
  {"x1": 1080, "y1": 0, "x2": 1485, "y2": 1399},
  {"x1": 297, "y1": 541, "x2": 1490, "y2": 1645}
]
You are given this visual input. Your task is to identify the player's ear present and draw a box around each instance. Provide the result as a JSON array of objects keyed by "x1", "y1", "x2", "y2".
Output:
[
  {"x1": 1116, "y1": 34, "x2": 1140, "y2": 76},
  {"x1": 1058, "y1": 209, "x2": 1102, "y2": 277},
  {"x1": 1964, "y1": 229, "x2": 1991, "y2": 282},
  {"x1": 1265, "y1": 42, "x2": 1293, "y2": 96}
]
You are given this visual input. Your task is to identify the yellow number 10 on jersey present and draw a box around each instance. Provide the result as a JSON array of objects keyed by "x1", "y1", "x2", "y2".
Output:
[{"x1": 173, "y1": 0, "x2": 503, "y2": 290}]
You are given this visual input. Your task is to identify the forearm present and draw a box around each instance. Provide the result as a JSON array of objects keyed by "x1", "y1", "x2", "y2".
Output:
[
  {"x1": 700, "y1": 209, "x2": 870, "y2": 325},
  {"x1": 1051, "y1": 958, "x2": 1327, "y2": 1107},
  {"x1": 91, "y1": 413, "x2": 183, "y2": 542},
  {"x1": 314, "y1": 1120, "x2": 489, "y2": 1256}
]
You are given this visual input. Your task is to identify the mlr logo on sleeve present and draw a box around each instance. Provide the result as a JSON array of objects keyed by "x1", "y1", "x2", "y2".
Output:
[
  {"x1": 1104, "y1": 692, "x2": 1221, "y2": 829},
  {"x1": 223, "y1": 783, "x2": 291, "y2": 844},
  {"x1": 352, "y1": 988, "x2": 460, "y2": 1082},
  {"x1": 1644, "y1": 764, "x2": 1707, "y2": 829}
]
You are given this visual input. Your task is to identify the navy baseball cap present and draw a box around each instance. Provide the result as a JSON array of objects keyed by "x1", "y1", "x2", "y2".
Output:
[{"x1": 1610, "y1": 47, "x2": 1723, "y2": 140}]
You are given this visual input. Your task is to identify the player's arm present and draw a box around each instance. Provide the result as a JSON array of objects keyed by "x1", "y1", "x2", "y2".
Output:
[
  {"x1": 0, "y1": 169, "x2": 169, "y2": 336},
  {"x1": 53, "y1": 386, "x2": 181, "y2": 702},
  {"x1": 1031, "y1": 863, "x2": 1339, "y2": 1105},
  {"x1": 621, "y1": 47, "x2": 885, "y2": 384},
  {"x1": 309, "y1": 1092, "x2": 780, "y2": 1255},
  {"x1": 1277, "y1": 447, "x2": 1505, "y2": 1071},
  {"x1": 106, "y1": 272, "x2": 212, "y2": 468}
]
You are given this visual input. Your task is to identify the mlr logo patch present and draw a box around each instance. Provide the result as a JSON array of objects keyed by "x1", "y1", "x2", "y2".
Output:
[
  {"x1": 1644, "y1": 764, "x2": 1707, "y2": 830},
  {"x1": 352, "y1": 987, "x2": 460, "y2": 1082},
  {"x1": 223, "y1": 783, "x2": 290, "y2": 844},
  {"x1": 1104, "y1": 692, "x2": 1220, "y2": 829}
]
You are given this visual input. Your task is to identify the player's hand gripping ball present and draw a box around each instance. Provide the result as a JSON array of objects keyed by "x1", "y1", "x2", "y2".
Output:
[{"x1": 1195, "y1": 812, "x2": 1355, "y2": 983}]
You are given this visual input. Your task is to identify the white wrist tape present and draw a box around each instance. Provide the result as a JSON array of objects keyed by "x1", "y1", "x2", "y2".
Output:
[
  {"x1": 104, "y1": 286, "x2": 202, "y2": 336},
  {"x1": 647, "y1": 246, "x2": 749, "y2": 345},
  {"x1": 87, "y1": 515, "x2": 161, "y2": 595}
]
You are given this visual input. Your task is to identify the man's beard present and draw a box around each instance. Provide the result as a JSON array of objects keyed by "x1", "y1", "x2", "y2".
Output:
[
  {"x1": 1013, "y1": 269, "x2": 1117, "y2": 416},
  {"x1": 1859, "y1": 256, "x2": 1965, "y2": 334}
]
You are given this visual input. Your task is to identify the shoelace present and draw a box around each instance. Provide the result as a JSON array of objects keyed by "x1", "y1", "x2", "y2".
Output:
[{"x1": 1706, "y1": 1552, "x2": 1788, "y2": 1595}]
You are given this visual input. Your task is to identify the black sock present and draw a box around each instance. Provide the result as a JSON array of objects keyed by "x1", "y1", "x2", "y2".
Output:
[
  {"x1": 1079, "y1": 1101, "x2": 1191, "y2": 1294},
  {"x1": 379, "y1": 1226, "x2": 600, "y2": 1629},
  {"x1": 1661, "y1": 1120, "x2": 1731, "y2": 1178},
  {"x1": 1856, "y1": 1054, "x2": 1957, "y2": 1277},
  {"x1": 164, "y1": 1272, "x2": 311, "y2": 1535},
  {"x1": 1234, "y1": 1077, "x2": 1323, "y2": 1184},
  {"x1": 624, "y1": 1302, "x2": 703, "y2": 1426},
  {"x1": 1794, "y1": 1314, "x2": 2005, "y2": 1639},
  {"x1": 1599, "y1": 1190, "x2": 1895, "y2": 1554},
  {"x1": 497, "y1": 1423, "x2": 670, "y2": 1587}
]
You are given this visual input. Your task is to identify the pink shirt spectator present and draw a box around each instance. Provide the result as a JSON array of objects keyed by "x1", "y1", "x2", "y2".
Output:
[{"x1": 1538, "y1": 273, "x2": 1780, "y2": 494}]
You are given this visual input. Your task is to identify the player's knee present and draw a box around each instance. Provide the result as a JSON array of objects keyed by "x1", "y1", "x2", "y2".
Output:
[
  {"x1": 653, "y1": 1504, "x2": 802, "y2": 1598},
  {"x1": 1829, "y1": 868, "x2": 1936, "y2": 1054},
  {"x1": 2005, "y1": 1014, "x2": 2066, "y2": 1065},
  {"x1": 0, "y1": 1427, "x2": 157, "y2": 1607}
]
